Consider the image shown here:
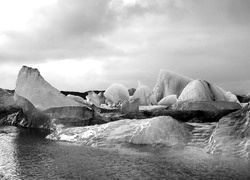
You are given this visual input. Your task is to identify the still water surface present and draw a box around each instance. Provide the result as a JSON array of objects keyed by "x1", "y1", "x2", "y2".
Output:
[{"x1": 0, "y1": 126, "x2": 250, "y2": 180}]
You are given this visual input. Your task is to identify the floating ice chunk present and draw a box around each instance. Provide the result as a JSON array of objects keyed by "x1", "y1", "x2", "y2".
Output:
[
  {"x1": 47, "y1": 116, "x2": 191, "y2": 146},
  {"x1": 158, "y1": 94, "x2": 177, "y2": 106},
  {"x1": 132, "y1": 81, "x2": 151, "y2": 105},
  {"x1": 104, "y1": 83, "x2": 129, "y2": 103},
  {"x1": 207, "y1": 104, "x2": 250, "y2": 159},
  {"x1": 151, "y1": 69, "x2": 192, "y2": 104},
  {"x1": 67, "y1": 94, "x2": 90, "y2": 105},
  {"x1": 80, "y1": 130, "x2": 96, "y2": 139},
  {"x1": 178, "y1": 79, "x2": 239, "y2": 103},
  {"x1": 59, "y1": 134, "x2": 78, "y2": 142}
]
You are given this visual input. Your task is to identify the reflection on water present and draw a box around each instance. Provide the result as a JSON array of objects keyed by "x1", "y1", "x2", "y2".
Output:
[
  {"x1": 0, "y1": 126, "x2": 20, "y2": 179},
  {"x1": 0, "y1": 126, "x2": 250, "y2": 180}
]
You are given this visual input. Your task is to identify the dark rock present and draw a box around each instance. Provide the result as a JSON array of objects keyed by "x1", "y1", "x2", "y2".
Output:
[
  {"x1": 61, "y1": 90, "x2": 104, "y2": 100},
  {"x1": 128, "y1": 88, "x2": 136, "y2": 96},
  {"x1": 122, "y1": 101, "x2": 241, "y2": 122},
  {"x1": 0, "y1": 106, "x2": 20, "y2": 120},
  {"x1": 236, "y1": 94, "x2": 250, "y2": 103},
  {"x1": 0, "y1": 110, "x2": 23, "y2": 126},
  {"x1": 207, "y1": 103, "x2": 250, "y2": 159}
]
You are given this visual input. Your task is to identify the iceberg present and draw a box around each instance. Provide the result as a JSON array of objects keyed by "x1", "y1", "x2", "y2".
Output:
[
  {"x1": 104, "y1": 83, "x2": 130, "y2": 103},
  {"x1": 47, "y1": 116, "x2": 191, "y2": 146},
  {"x1": 132, "y1": 81, "x2": 151, "y2": 105},
  {"x1": 15, "y1": 66, "x2": 80, "y2": 110},
  {"x1": 207, "y1": 104, "x2": 250, "y2": 159},
  {"x1": 158, "y1": 95, "x2": 177, "y2": 106},
  {"x1": 178, "y1": 79, "x2": 239, "y2": 103},
  {"x1": 151, "y1": 69, "x2": 192, "y2": 104}
]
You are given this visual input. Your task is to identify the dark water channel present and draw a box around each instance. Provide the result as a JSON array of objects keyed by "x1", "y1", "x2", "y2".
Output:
[{"x1": 0, "y1": 126, "x2": 250, "y2": 180}]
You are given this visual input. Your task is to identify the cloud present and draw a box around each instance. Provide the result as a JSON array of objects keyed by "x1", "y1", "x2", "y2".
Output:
[
  {"x1": 0, "y1": 0, "x2": 120, "y2": 62},
  {"x1": 0, "y1": 0, "x2": 250, "y2": 92},
  {"x1": 1, "y1": 0, "x2": 249, "y2": 63}
]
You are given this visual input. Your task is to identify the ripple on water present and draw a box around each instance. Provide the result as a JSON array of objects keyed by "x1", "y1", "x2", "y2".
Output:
[
  {"x1": 0, "y1": 126, "x2": 20, "y2": 180},
  {"x1": 0, "y1": 126, "x2": 250, "y2": 180}
]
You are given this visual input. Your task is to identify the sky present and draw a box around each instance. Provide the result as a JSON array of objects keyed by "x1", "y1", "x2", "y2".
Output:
[{"x1": 0, "y1": 0, "x2": 250, "y2": 93}]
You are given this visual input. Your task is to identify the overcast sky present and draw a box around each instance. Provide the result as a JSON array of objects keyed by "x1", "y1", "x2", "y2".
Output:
[{"x1": 0, "y1": 0, "x2": 250, "y2": 93}]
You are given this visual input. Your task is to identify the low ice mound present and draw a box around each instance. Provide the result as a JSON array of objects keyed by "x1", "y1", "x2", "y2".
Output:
[
  {"x1": 178, "y1": 79, "x2": 238, "y2": 103},
  {"x1": 47, "y1": 116, "x2": 191, "y2": 146},
  {"x1": 132, "y1": 82, "x2": 151, "y2": 105},
  {"x1": 15, "y1": 66, "x2": 80, "y2": 110},
  {"x1": 151, "y1": 69, "x2": 192, "y2": 104},
  {"x1": 158, "y1": 95, "x2": 177, "y2": 106},
  {"x1": 207, "y1": 104, "x2": 250, "y2": 159},
  {"x1": 67, "y1": 94, "x2": 90, "y2": 105},
  {"x1": 104, "y1": 83, "x2": 129, "y2": 103}
]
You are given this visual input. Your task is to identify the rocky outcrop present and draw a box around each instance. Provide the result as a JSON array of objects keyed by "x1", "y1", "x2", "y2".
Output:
[
  {"x1": 151, "y1": 69, "x2": 192, "y2": 104},
  {"x1": 207, "y1": 104, "x2": 250, "y2": 159},
  {"x1": 178, "y1": 79, "x2": 238, "y2": 103},
  {"x1": 104, "y1": 83, "x2": 130, "y2": 103},
  {"x1": 15, "y1": 66, "x2": 80, "y2": 110},
  {"x1": 47, "y1": 116, "x2": 191, "y2": 146},
  {"x1": 158, "y1": 95, "x2": 177, "y2": 106}
]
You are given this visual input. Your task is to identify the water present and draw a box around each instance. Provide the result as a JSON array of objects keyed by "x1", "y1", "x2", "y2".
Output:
[{"x1": 1, "y1": 126, "x2": 250, "y2": 180}]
